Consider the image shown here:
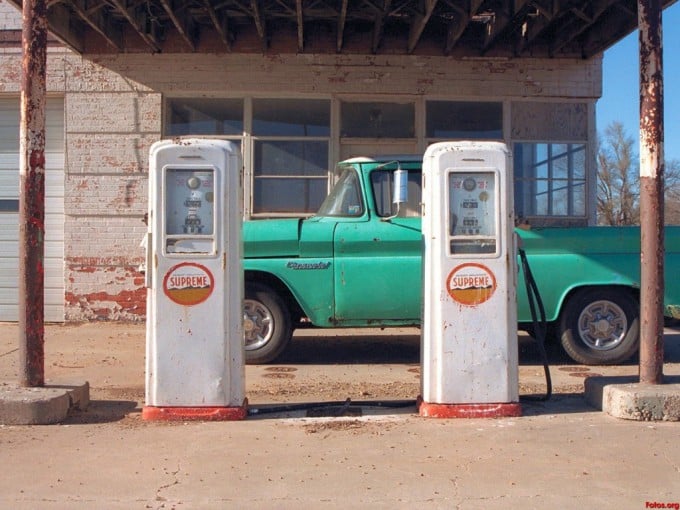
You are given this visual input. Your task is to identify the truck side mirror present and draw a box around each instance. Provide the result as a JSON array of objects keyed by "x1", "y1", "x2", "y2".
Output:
[{"x1": 393, "y1": 168, "x2": 408, "y2": 205}]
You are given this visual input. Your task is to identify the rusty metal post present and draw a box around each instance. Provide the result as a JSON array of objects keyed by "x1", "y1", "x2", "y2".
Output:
[
  {"x1": 638, "y1": 0, "x2": 665, "y2": 385},
  {"x1": 18, "y1": 0, "x2": 48, "y2": 387}
]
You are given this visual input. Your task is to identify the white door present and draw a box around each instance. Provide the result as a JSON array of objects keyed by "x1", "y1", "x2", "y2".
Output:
[{"x1": 0, "y1": 97, "x2": 65, "y2": 322}]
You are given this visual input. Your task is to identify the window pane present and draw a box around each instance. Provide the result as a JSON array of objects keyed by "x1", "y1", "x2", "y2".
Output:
[
  {"x1": 572, "y1": 181, "x2": 586, "y2": 216},
  {"x1": 572, "y1": 146, "x2": 586, "y2": 179},
  {"x1": 252, "y1": 99, "x2": 330, "y2": 136},
  {"x1": 166, "y1": 98, "x2": 243, "y2": 136},
  {"x1": 426, "y1": 101, "x2": 502, "y2": 139},
  {"x1": 254, "y1": 141, "x2": 328, "y2": 177},
  {"x1": 341, "y1": 102, "x2": 415, "y2": 138},
  {"x1": 513, "y1": 142, "x2": 587, "y2": 219},
  {"x1": 552, "y1": 144, "x2": 569, "y2": 179},
  {"x1": 253, "y1": 178, "x2": 328, "y2": 214},
  {"x1": 552, "y1": 181, "x2": 569, "y2": 215},
  {"x1": 535, "y1": 180, "x2": 548, "y2": 215}
]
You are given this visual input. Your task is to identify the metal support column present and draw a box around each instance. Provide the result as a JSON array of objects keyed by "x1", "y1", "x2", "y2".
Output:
[
  {"x1": 18, "y1": 0, "x2": 48, "y2": 387},
  {"x1": 638, "y1": 0, "x2": 665, "y2": 385}
]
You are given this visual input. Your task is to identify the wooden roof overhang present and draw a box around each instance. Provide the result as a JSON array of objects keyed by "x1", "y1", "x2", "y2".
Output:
[{"x1": 6, "y1": 0, "x2": 677, "y2": 58}]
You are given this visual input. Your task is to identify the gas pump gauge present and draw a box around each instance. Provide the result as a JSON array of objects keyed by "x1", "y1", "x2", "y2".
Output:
[
  {"x1": 448, "y1": 170, "x2": 498, "y2": 255},
  {"x1": 164, "y1": 168, "x2": 216, "y2": 254}
]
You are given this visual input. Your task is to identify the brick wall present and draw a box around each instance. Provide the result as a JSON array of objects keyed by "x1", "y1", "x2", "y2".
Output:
[{"x1": 62, "y1": 56, "x2": 160, "y2": 320}]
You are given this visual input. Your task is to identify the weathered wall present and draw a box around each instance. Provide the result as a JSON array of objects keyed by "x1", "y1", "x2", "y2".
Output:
[
  {"x1": 0, "y1": 0, "x2": 20, "y2": 29},
  {"x1": 0, "y1": 0, "x2": 603, "y2": 321},
  {"x1": 62, "y1": 57, "x2": 158, "y2": 320}
]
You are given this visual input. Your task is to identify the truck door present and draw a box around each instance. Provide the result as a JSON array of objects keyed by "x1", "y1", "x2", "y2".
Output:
[{"x1": 333, "y1": 168, "x2": 422, "y2": 322}]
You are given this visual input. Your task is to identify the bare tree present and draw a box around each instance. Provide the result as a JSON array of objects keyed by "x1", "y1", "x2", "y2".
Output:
[
  {"x1": 597, "y1": 121, "x2": 680, "y2": 225},
  {"x1": 597, "y1": 122, "x2": 638, "y2": 225},
  {"x1": 665, "y1": 159, "x2": 680, "y2": 225}
]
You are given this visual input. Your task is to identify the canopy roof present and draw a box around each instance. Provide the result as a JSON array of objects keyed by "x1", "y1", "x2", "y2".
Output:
[{"x1": 7, "y1": 0, "x2": 677, "y2": 58}]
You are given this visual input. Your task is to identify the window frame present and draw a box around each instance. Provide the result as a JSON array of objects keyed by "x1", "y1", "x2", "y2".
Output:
[{"x1": 513, "y1": 141, "x2": 588, "y2": 224}]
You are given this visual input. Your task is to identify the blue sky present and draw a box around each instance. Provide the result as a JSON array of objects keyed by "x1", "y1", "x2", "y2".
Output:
[{"x1": 597, "y1": 2, "x2": 680, "y2": 162}]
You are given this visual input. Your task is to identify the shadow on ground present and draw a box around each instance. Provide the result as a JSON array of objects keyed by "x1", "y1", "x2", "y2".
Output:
[{"x1": 64, "y1": 399, "x2": 139, "y2": 425}]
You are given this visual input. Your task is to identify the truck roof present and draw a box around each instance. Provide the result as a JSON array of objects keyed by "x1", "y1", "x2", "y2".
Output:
[{"x1": 340, "y1": 154, "x2": 422, "y2": 164}]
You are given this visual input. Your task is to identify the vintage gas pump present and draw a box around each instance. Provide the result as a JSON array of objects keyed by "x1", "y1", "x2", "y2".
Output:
[
  {"x1": 143, "y1": 138, "x2": 246, "y2": 421},
  {"x1": 420, "y1": 141, "x2": 521, "y2": 418}
]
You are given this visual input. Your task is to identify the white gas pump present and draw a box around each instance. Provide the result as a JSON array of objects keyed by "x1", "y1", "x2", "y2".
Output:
[
  {"x1": 420, "y1": 141, "x2": 520, "y2": 418},
  {"x1": 143, "y1": 138, "x2": 246, "y2": 421}
]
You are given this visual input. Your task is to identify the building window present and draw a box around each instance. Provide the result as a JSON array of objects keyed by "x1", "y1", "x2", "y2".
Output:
[
  {"x1": 166, "y1": 98, "x2": 243, "y2": 136},
  {"x1": 514, "y1": 143, "x2": 586, "y2": 220},
  {"x1": 251, "y1": 99, "x2": 330, "y2": 215},
  {"x1": 340, "y1": 101, "x2": 415, "y2": 138},
  {"x1": 426, "y1": 101, "x2": 502, "y2": 140},
  {"x1": 252, "y1": 140, "x2": 329, "y2": 213}
]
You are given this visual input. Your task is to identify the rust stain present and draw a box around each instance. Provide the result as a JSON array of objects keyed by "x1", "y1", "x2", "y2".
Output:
[
  {"x1": 19, "y1": 0, "x2": 49, "y2": 388},
  {"x1": 65, "y1": 288, "x2": 147, "y2": 318}
]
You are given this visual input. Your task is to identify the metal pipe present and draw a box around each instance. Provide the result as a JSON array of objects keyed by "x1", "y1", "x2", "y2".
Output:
[
  {"x1": 638, "y1": 0, "x2": 665, "y2": 385},
  {"x1": 18, "y1": 0, "x2": 48, "y2": 387}
]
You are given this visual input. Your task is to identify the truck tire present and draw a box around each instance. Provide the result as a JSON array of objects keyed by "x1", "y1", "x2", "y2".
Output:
[
  {"x1": 558, "y1": 287, "x2": 639, "y2": 365},
  {"x1": 244, "y1": 282, "x2": 292, "y2": 364}
]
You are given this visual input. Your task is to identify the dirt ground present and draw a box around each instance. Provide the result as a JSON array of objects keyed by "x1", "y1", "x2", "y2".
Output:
[
  {"x1": 2, "y1": 321, "x2": 676, "y2": 414},
  {"x1": 1, "y1": 322, "x2": 680, "y2": 509}
]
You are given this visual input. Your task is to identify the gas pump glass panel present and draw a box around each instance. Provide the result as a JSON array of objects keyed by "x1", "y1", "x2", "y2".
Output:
[
  {"x1": 448, "y1": 170, "x2": 498, "y2": 256},
  {"x1": 164, "y1": 167, "x2": 217, "y2": 254}
]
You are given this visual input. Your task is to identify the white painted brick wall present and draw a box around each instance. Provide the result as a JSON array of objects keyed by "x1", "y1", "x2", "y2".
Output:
[
  {"x1": 0, "y1": 1, "x2": 21, "y2": 30},
  {"x1": 93, "y1": 53, "x2": 602, "y2": 99}
]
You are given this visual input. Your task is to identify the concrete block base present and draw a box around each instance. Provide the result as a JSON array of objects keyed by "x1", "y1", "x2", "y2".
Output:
[
  {"x1": 584, "y1": 375, "x2": 680, "y2": 421},
  {"x1": 0, "y1": 380, "x2": 90, "y2": 425}
]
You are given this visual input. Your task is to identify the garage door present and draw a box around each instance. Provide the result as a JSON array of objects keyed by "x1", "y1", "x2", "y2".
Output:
[{"x1": 0, "y1": 97, "x2": 65, "y2": 322}]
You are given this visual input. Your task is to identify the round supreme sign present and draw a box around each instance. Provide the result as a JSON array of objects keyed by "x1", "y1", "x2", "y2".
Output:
[
  {"x1": 163, "y1": 262, "x2": 214, "y2": 306},
  {"x1": 446, "y1": 263, "x2": 497, "y2": 306}
]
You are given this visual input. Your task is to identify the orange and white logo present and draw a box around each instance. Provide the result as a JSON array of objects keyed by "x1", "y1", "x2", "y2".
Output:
[
  {"x1": 163, "y1": 262, "x2": 214, "y2": 306},
  {"x1": 446, "y1": 263, "x2": 497, "y2": 306}
]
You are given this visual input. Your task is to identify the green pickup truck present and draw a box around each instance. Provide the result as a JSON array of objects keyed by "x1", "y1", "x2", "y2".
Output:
[{"x1": 242, "y1": 155, "x2": 680, "y2": 365}]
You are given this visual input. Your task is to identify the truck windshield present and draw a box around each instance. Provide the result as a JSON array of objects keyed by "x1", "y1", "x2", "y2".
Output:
[{"x1": 316, "y1": 167, "x2": 364, "y2": 217}]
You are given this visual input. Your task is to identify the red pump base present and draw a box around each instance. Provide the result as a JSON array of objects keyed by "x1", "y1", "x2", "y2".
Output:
[
  {"x1": 142, "y1": 400, "x2": 248, "y2": 421},
  {"x1": 418, "y1": 399, "x2": 521, "y2": 419}
]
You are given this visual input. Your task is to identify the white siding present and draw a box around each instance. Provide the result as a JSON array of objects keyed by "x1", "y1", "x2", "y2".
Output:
[{"x1": 0, "y1": 97, "x2": 65, "y2": 322}]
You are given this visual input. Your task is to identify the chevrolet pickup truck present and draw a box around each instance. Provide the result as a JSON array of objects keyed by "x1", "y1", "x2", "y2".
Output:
[{"x1": 242, "y1": 155, "x2": 680, "y2": 365}]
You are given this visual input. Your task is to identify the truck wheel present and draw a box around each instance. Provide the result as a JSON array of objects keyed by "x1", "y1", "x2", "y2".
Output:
[
  {"x1": 558, "y1": 288, "x2": 639, "y2": 365},
  {"x1": 243, "y1": 283, "x2": 292, "y2": 364}
]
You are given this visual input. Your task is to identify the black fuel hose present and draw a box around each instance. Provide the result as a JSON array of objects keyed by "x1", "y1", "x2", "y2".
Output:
[
  {"x1": 247, "y1": 398, "x2": 416, "y2": 416},
  {"x1": 249, "y1": 249, "x2": 552, "y2": 415},
  {"x1": 518, "y1": 247, "x2": 552, "y2": 401}
]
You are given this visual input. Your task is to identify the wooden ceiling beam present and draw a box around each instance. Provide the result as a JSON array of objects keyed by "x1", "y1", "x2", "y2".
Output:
[
  {"x1": 159, "y1": 0, "x2": 196, "y2": 51},
  {"x1": 297, "y1": 0, "x2": 304, "y2": 51},
  {"x1": 337, "y1": 0, "x2": 348, "y2": 51},
  {"x1": 407, "y1": 0, "x2": 438, "y2": 53},
  {"x1": 444, "y1": 0, "x2": 484, "y2": 55},
  {"x1": 108, "y1": 0, "x2": 162, "y2": 52},
  {"x1": 202, "y1": 0, "x2": 231, "y2": 51},
  {"x1": 372, "y1": 0, "x2": 392, "y2": 53},
  {"x1": 69, "y1": 0, "x2": 123, "y2": 51},
  {"x1": 250, "y1": 0, "x2": 268, "y2": 50}
]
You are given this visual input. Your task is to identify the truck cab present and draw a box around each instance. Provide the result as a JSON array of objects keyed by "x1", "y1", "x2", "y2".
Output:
[
  {"x1": 243, "y1": 156, "x2": 423, "y2": 363},
  {"x1": 243, "y1": 154, "x2": 680, "y2": 366}
]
